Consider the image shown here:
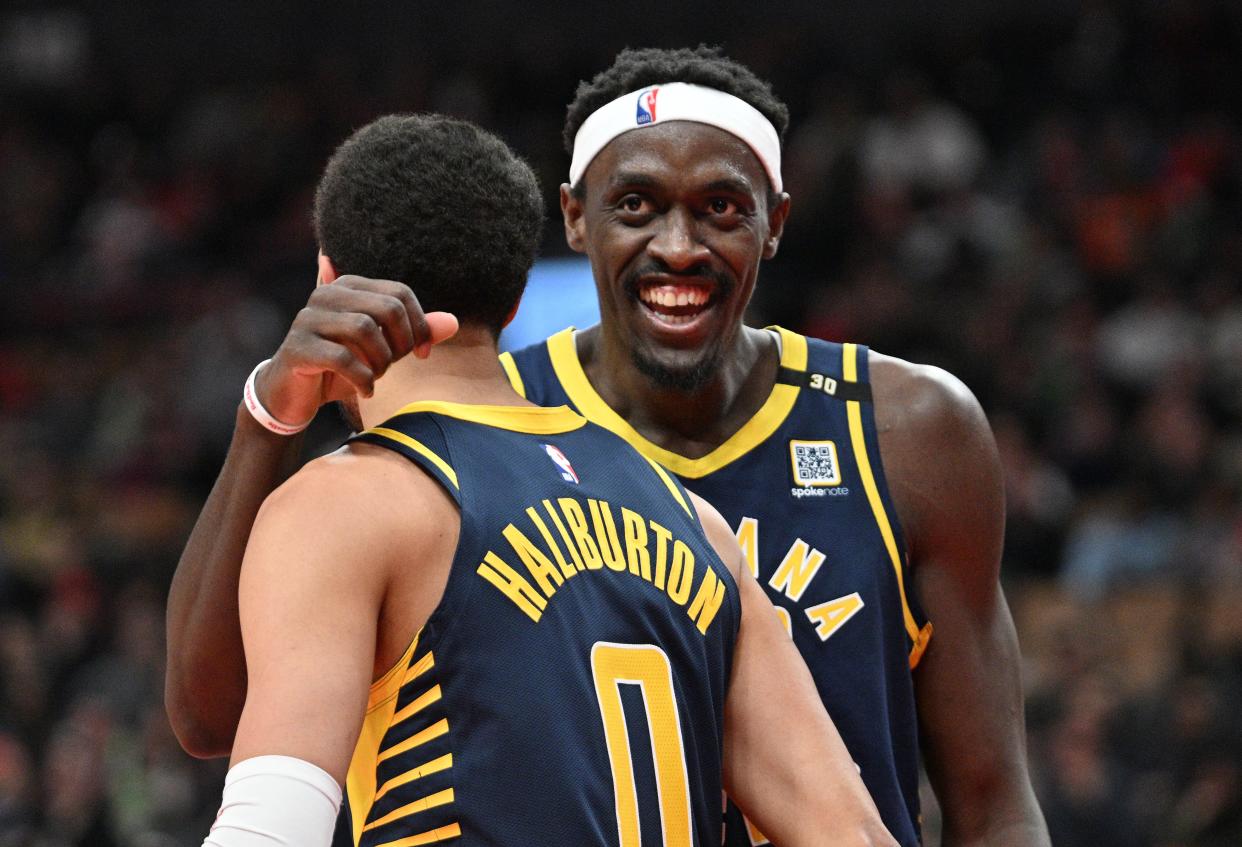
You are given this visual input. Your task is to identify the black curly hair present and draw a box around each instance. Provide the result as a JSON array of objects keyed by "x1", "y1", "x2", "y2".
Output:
[
  {"x1": 314, "y1": 114, "x2": 544, "y2": 337},
  {"x1": 563, "y1": 45, "x2": 790, "y2": 159}
]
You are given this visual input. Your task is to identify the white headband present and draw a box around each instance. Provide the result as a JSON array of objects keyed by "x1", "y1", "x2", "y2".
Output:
[{"x1": 568, "y1": 82, "x2": 783, "y2": 193}]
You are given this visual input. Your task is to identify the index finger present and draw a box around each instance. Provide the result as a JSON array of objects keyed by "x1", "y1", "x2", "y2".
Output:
[{"x1": 335, "y1": 275, "x2": 427, "y2": 355}]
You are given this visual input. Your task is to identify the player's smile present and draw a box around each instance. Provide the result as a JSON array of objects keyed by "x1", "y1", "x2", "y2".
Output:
[
  {"x1": 563, "y1": 121, "x2": 789, "y2": 388},
  {"x1": 628, "y1": 267, "x2": 728, "y2": 344}
]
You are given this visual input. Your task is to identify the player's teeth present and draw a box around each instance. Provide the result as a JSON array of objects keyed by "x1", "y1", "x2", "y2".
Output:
[{"x1": 639, "y1": 285, "x2": 712, "y2": 315}]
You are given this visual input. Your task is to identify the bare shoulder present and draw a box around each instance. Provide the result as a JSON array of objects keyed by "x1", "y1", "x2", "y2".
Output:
[
  {"x1": 688, "y1": 491, "x2": 744, "y2": 581},
  {"x1": 255, "y1": 441, "x2": 456, "y2": 552},
  {"x1": 866, "y1": 350, "x2": 1003, "y2": 579},
  {"x1": 867, "y1": 349, "x2": 990, "y2": 443}
]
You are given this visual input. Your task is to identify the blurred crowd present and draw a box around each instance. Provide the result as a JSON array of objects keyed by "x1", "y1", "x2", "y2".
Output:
[{"x1": 0, "y1": 1, "x2": 1239, "y2": 845}]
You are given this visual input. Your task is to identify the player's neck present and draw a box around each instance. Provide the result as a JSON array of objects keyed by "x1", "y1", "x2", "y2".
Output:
[
  {"x1": 357, "y1": 326, "x2": 527, "y2": 429},
  {"x1": 580, "y1": 323, "x2": 779, "y2": 454}
]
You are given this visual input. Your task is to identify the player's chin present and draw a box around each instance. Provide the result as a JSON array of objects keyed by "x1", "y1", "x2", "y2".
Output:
[{"x1": 630, "y1": 340, "x2": 722, "y2": 393}]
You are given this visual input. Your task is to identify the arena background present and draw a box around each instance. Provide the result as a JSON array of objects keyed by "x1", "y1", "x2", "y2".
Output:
[{"x1": 1, "y1": 1, "x2": 1240, "y2": 845}]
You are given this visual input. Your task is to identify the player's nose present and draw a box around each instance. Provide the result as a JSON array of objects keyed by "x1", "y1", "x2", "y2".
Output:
[{"x1": 647, "y1": 207, "x2": 710, "y2": 271}]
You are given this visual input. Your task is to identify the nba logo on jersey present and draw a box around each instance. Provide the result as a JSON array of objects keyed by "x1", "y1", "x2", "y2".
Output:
[
  {"x1": 542, "y1": 443, "x2": 580, "y2": 484},
  {"x1": 636, "y1": 87, "x2": 659, "y2": 125}
]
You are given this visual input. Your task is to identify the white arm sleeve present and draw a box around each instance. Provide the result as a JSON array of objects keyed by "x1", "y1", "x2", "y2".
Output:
[{"x1": 203, "y1": 755, "x2": 343, "y2": 847}]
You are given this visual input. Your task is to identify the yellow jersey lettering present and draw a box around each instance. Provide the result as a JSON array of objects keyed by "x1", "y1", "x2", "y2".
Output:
[
  {"x1": 557, "y1": 498, "x2": 603, "y2": 570},
  {"x1": 734, "y1": 516, "x2": 760, "y2": 579},
  {"x1": 667, "y1": 540, "x2": 695, "y2": 605},
  {"x1": 477, "y1": 551, "x2": 545, "y2": 622},
  {"x1": 541, "y1": 499, "x2": 586, "y2": 572},
  {"x1": 649, "y1": 520, "x2": 673, "y2": 590},
  {"x1": 525, "y1": 507, "x2": 577, "y2": 580},
  {"x1": 588, "y1": 499, "x2": 627, "y2": 573},
  {"x1": 805, "y1": 592, "x2": 865, "y2": 641},
  {"x1": 686, "y1": 569, "x2": 726, "y2": 634},
  {"x1": 621, "y1": 508, "x2": 652, "y2": 581},
  {"x1": 502, "y1": 523, "x2": 564, "y2": 598},
  {"x1": 767, "y1": 539, "x2": 826, "y2": 602}
]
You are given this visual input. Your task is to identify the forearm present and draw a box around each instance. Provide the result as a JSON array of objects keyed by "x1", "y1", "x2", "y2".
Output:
[
  {"x1": 941, "y1": 782, "x2": 1049, "y2": 847},
  {"x1": 944, "y1": 818, "x2": 1051, "y2": 847},
  {"x1": 724, "y1": 575, "x2": 895, "y2": 847},
  {"x1": 727, "y1": 723, "x2": 895, "y2": 847},
  {"x1": 166, "y1": 404, "x2": 303, "y2": 757}
]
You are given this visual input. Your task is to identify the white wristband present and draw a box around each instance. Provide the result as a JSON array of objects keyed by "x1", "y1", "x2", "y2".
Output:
[{"x1": 243, "y1": 359, "x2": 312, "y2": 436}]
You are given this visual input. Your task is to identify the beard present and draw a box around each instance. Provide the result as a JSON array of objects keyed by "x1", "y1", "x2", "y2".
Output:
[
  {"x1": 621, "y1": 261, "x2": 732, "y2": 393},
  {"x1": 629, "y1": 339, "x2": 723, "y2": 392}
]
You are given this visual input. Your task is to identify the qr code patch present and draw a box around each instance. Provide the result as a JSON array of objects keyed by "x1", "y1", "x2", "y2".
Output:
[{"x1": 790, "y1": 440, "x2": 841, "y2": 487}]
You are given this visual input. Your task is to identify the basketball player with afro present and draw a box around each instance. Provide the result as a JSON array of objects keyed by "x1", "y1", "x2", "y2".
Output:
[{"x1": 169, "y1": 47, "x2": 1048, "y2": 847}]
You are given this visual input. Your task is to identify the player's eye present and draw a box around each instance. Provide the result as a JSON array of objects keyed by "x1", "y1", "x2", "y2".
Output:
[
  {"x1": 620, "y1": 195, "x2": 648, "y2": 213},
  {"x1": 708, "y1": 198, "x2": 738, "y2": 215}
]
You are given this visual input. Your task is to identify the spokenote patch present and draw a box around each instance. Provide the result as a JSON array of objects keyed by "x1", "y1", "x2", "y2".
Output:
[{"x1": 789, "y1": 439, "x2": 849, "y2": 497}]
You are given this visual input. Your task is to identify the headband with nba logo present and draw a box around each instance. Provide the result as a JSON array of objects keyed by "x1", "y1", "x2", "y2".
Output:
[{"x1": 568, "y1": 82, "x2": 783, "y2": 193}]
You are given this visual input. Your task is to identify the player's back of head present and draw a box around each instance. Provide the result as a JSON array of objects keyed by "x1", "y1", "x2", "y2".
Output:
[
  {"x1": 314, "y1": 114, "x2": 544, "y2": 337},
  {"x1": 563, "y1": 45, "x2": 790, "y2": 156}
]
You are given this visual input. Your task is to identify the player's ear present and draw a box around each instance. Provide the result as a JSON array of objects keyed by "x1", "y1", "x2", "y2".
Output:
[
  {"x1": 502, "y1": 294, "x2": 522, "y2": 329},
  {"x1": 317, "y1": 252, "x2": 339, "y2": 286},
  {"x1": 560, "y1": 184, "x2": 587, "y2": 254},
  {"x1": 762, "y1": 192, "x2": 791, "y2": 260}
]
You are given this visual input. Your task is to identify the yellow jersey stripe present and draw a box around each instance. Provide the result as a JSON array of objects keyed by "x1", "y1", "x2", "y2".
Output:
[
  {"x1": 374, "y1": 822, "x2": 462, "y2": 847},
  {"x1": 642, "y1": 456, "x2": 691, "y2": 517},
  {"x1": 366, "y1": 427, "x2": 459, "y2": 489},
  {"x1": 392, "y1": 685, "x2": 442, "y2": 726},
  {"x1": 841, "y1": 343, "x2": 933, "y2": 668},
  {"x1": 498, "y1": 351, "x2": 526, "y2": 398},
  {"x1": 547, "y1": 327, "x2": 806, "y2": 479},
  {"x1": 378, "y1": 718, "x2": 449, "y2": 763},
  {"x1": 404, "y1": 651, "x2": 435, "y2": 686},
  {"x1": 368, "y1": 632, "x2": 422, "y2": 712},
  {"x1": 390, "y1": 400, "x2": 586, "y2": 434},
  {"x1": 374, "y1": 753, "x2": 454, "y2": 804},
  {"x1": 363, "y1": 787, "x2": 455, "y2": 832}
]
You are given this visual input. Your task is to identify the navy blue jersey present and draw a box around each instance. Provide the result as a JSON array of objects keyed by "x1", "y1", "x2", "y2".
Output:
[
  {"x1": 505, "y1": 328, "x2": 933, "y2": 847},
  {"x1": 335, "y1": 401, "x2": 741, "y2": 847}
]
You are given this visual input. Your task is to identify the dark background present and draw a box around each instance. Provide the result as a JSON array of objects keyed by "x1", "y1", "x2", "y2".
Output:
[{"x1": 0, "y1": 2, "x2": 1240, "y2": 845}]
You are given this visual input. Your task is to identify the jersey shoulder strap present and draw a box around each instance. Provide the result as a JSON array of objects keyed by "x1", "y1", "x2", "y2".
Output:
[
  {"x1": 349, "y1": 411, "x2": 461, "y2": 505},
  {"x1": 775, "y1": 333, "x2": 873, "y2": 403},
  {"x1": 501, "y1": 330, "x2": 577, "y2": 407}
]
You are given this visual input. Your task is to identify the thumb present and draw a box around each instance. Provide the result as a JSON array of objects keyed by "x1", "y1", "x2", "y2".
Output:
[
  {"x1": 426, "y1": 311, "x2": 459, "y2": 345},
  {"x1": 414, "y1": 312, "x2": 460, "y2": 359}
]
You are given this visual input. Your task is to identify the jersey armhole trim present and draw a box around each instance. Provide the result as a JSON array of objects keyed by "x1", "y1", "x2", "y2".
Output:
[
  {"x1": 842, "y1": 342, "x2": 934, "y2": 668},
  {"x1": 641, "y1": 455, "x2": 692, "y2": 517},
  {"x1": 362, "y1": 427, "x2": 460, "y2": 490},
  {"x1": 498, "y1": 351, "x2": 526, "y2": 398}
]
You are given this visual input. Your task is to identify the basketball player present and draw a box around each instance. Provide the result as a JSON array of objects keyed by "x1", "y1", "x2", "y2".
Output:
[
  {"x1": 168, "y1": 49, "x2": 1048, "y2": 846},
  {"x1": 195, "y1": 114, "x2": 894, "y2": 847}
]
